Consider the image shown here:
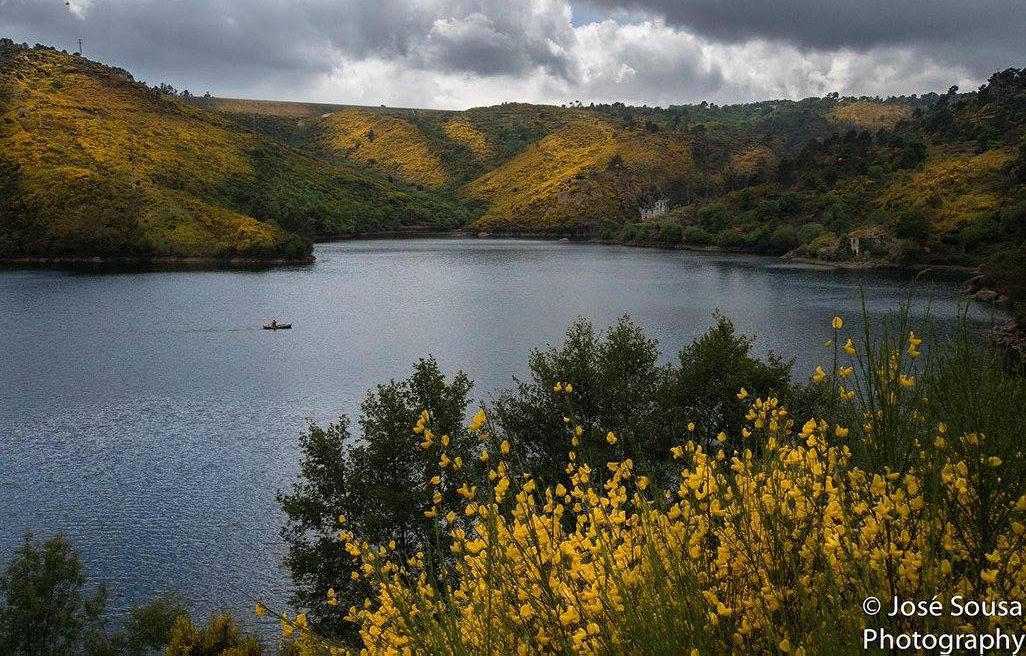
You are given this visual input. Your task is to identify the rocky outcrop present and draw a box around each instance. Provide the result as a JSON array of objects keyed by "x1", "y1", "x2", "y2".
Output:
[
  {"x1": 990, "y1": 320, "x2": 1026, "y2": 364},
  {"x1": 964, "y1": 274, "x2": 1009, "y2": 306}
]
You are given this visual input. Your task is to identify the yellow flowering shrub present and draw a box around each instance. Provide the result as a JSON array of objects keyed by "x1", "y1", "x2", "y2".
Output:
[
  {"x1": 465, "y1": 117, "x2": 694, "y2": 231},
  {"x1": 279, "y1": 318, "x2": 1026, "y2": 655},
  {"x1": 442, "y1": 119, "x2": 495, "y2": 162},
  {"x1": 318, "y1": 109, "x2": 448, "y2": 188},
  {"x1": 826, "y1": 101, "x2": 911, "y2": 131},
  {"x1": 878, "y1": 148, "x2": 1016, "y2": 231}
]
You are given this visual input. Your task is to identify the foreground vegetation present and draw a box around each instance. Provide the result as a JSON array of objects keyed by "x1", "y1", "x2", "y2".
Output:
[
  {"x1": 272, "y1": 309, "x2": 1026, "y2": 654},
  {"x1": 0, "y1": 535, "x2": 262, "y2": 655},
  {"x1": 4, "y1": 309, "x2": 1023, "y2": 654}
]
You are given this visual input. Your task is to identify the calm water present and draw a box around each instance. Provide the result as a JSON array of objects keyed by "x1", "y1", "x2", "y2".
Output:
[{"x1": 0, "y1": 239, "x2": 998, "y2": 629}]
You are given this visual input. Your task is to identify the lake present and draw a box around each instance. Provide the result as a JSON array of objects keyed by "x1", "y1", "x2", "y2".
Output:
[{"x1": 0, "y1": 238, "x2": 999, "y2": 629}]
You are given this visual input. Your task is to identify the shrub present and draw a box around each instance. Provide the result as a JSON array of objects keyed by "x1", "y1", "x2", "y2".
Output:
[
  {"x1": 895, "y1": 209, "x2": 931, "y2": 241},
  {"x1": 618, "y1": 223, "x2": 641, "y2": 242},
  {"x1": 165, "y1": 613, "x2": 262, "y2": 656},
  {"x1": 797, "y1": 222, "x2": 825, "y2": 245},
  {"x1": 697, "y1": 202, "x2": 729, "y2": 233},
  {"x1": 682, "y1": 226, "x2": 712, "y2": 245},
  {"x1": 658, "y1": 221, "x2": 683, "y2": 243},
  {"x1": 290, "y1": 312, "x2": 1026, "y2": 656},
  {"x1": 770, "y1": 224, "x2": 799, "y2": 251},
  {"x1": 278, "y1": 357, "x2": 476, "y2": 641},
  {"x1": 0, "y1": 535, "x2": 107, "y2": 656},
  {"x1": 776, "y1": 192, "x2": 802, "y2": 216},
  {"x1": 0, "y1": 535, "x2": 239, "y2": 656}
]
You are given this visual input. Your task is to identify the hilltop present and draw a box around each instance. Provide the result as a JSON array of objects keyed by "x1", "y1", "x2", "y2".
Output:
[{"x1": 0, "y1": 41, "x2": 467, "y2": 261}]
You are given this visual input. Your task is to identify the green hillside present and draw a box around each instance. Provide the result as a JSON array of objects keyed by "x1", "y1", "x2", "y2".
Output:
[
  {"x1": 213, "y1": 94, "x2": 925, "y2": 236},
  {"x1": 0, "y1": 41, "x2": 468, "y2": 260},
  {"x1": 669, "y1": 71, "x2": 1026, "y2": 317},
  {"x1": 3, "y1": 40, "x2": 1024, "y2": 316}
]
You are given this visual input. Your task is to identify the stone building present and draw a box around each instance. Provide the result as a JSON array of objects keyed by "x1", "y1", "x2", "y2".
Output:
[{"x1": 640, "y1": 199, "x2": 669, "y2": 220}]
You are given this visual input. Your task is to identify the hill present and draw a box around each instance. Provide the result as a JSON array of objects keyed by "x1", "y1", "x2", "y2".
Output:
[
  {"x1": 213, "y1": 94, "x2": 921, "y2": 237},
  {"x1": 684, "y1": 71, "x2": 1026, "y2": 317},
  {"x1": 3, "y1": 40, "x2": 1024, "y2": 319},
  {"x1": 0, "y1": 41, "x2": 468, "y2": 260}
]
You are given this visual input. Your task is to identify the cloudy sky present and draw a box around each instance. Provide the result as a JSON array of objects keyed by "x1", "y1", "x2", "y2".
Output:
[{"x1": 2, "y1": 0, "x2": 1023, "y2": 108}]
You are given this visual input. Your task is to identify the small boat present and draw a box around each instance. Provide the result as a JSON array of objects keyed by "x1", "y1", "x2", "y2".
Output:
[{"x1": 263, "y1": 322, "x2": 292, "y2": 330}]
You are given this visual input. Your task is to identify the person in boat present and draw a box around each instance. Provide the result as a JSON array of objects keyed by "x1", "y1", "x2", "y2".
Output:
[{"x1": 270, "y1": 319, "x2": 278, "y2": 328}]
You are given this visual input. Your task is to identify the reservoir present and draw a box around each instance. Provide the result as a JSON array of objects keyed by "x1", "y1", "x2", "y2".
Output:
[{"x1": 0, "y1": 238, "x2": 998, "y2": 626}]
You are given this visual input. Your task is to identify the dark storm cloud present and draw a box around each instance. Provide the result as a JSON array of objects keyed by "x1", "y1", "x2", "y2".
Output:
[
  {"x1": 0, "y1": 0, "x2": 336, "y2": 94},
  {"x1": 584, "y1": 0, "x2": 1026, "y2": 75},
  {"x1": 306, "y1": 1, "x2": 576, "y2": 78},
  {"x1": 0, "y1": 0, "x2": 577, "y2": 95}
]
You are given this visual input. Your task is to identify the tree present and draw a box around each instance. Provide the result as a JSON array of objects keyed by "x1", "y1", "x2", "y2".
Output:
[
  {"x1": 1012, "y1": 137, "x2": 1026, "y2": 183},
  {"x1": 0, "y1": 535, "x2": 198, "y2": 656},
  {"x1": 895, "y1": 209, "x2": 931, "y2": 241},
  {"x1": 278, "y1": 357, "x2": 476, "y2": 642},
  {"x1": 494, "y1": 317, "x2": 669, "y2": 485},
  {"x1": 493, "y1": 316, "x2": 811, "y2": 485},
  {"x1": 897, "y1": 138, "x2": 927, "y2": 169},
  {"x1": 770, "y1": 224, "x2": 799, "y2": 251},
  {"x1": 0, "y1": 535, "x2": 108, "y2": 656},
  {"x1": 797, "y1": 222, "x2": 826, "y2": 245},
  {"x1": 659, "y1": 221, "x2": 683, "y2": 243},
  {"x1": 655, "y1": 313, "x2": 803, "y2": 456}
]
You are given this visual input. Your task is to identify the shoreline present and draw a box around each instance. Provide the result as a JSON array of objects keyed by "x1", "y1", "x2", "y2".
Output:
[
  {"x1": 322, "y1": 230, "x2": 983, "y2": 276},
  {"x1": 0, "y1": 254, "x2": 316, "y2": 268},
  {"x1": 0, "y1": 233, "x2": 981, "y2": 277},
  {"x1": 0, "y1": 233, "x2": 981, "y2": 278}
]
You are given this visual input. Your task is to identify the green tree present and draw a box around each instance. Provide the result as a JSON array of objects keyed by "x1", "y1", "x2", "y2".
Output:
[
  {"x1": 770, "y1": 224, "x2": 799, "y2": 251},
  {"x1": 682, "y1": 225, "x2": 713, "y2": 246},
  {"x1": 494, "y1": 316, "x2": 809, "y2": 485},
  {"x1": 278, "y1": 357, "x2": 475, "y2": 642},
  {"x1": 0, "y1": 535, "x2": 108, "y2": 656},
  {"x1": 1011, "y1": 137, "x2": 1026, "y2": 183},
  {"x1": 895, "y1": 209, "x2": 931, "y2": 241},
  {"x1": 797, "y1": 222, "x2": 826, "y2": 245},
  {"x1": 658, "y1": 221, "x2": 683, "y2": 243},
  {"x1": 655, "y1": 313, "x2": 806, "y2": 456},
  {"x1": 119, "y1": 595, "x2": 190, "y2": 656},
  {"x1": 0, "y1": 535, "x2": 196, "y2": 656},
  {"x1": 494, "y1": 317, "x2": 669, "y2": 485}
]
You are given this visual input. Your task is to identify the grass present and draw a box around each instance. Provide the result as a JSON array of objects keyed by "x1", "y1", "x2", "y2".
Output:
[
  {"x1": 464, "y1": 117, "x2": 694, "y2": 232},
  {"x1": 827, "y1": 101, "x2": 912, "y2": 131},
  {"x1": 878, "y1": 147, "x2": 1016, "y2": 232},
  {"x1": 442, "y1": 118, "x2": 495, "y2": 162}
]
